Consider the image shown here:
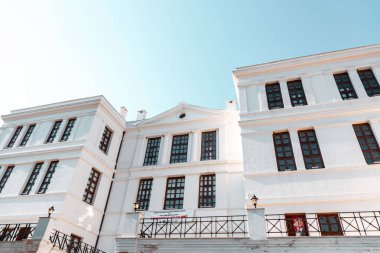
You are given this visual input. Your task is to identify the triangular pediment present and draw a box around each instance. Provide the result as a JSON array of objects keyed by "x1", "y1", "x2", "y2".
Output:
[{"x1": 138, "y1": 102, "x2": 224, "y2": 126}]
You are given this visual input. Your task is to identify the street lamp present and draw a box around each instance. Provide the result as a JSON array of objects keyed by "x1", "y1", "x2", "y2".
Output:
[
  {"x1": 251, "y1": 195, "x2": 258, "y2": 208},
  {"x1": 48, "y1": 206, "x2": 55, "y2": 217},
  {"x1": 133, "y1": 202, "x2": 140, "y2": 212}
]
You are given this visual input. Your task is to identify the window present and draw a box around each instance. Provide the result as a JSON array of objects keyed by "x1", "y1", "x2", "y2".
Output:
[
  {"x1": 199, "y1": 174, "x2": 216, "y2": 208},
  {"x1": 164, "y1": 177, "x2": 185, "y2": 210},
  {"x1": 143, "y1": 137, "x2": 161, "y2": 166},
  {"x1": 68, "y1": 234, "x2": 82, "y2": 253},
  {"x1": 353, "y1": 123, "x2": 380, "y2": 164},
  {"x1": 266, "y1": 83, "x2": 284, "y2": 110},
  {"x1": 136, "y1": 179, "x2": 153, "y2": 210},
  {"x1": 200, "y1": 131, "x2": 217, "y2": 161},
  {"x1": 60, "y1": 118, "x2": 76, "y2": 142},
  {"x1": 358, "y1": 69, "x2": 380, "y2": 97},
  {"x1": 46, "y1": 120, "x2": 62, "y2": 143},
  {"x1": 38, "y1": 161, "x2": 58, "y2": 194},
  {"x1": 19, "y1": 124, "x2": 36, "y2": 147},
  {"x1": 170, "y1": 134, "x2": 189, "y2": 163},
  {"x1": 287, "y1": 80, "x2": 308, "y2": 106},
  {"x1": 0, "y1": 166, "x2": 14, "y2": 193},
  {"x1": 273, "y1": 132, "x2": 296, "y2": 171},
  {"x1": 317, "y1": 213, "x2": 343, "y2": 236},
  {"x1": 298, "y1": 129, "x2": 325, "y2": 169},
  {"x1": 333, "y1": 73, "x2": 358, "y2": 100},
  {"x1": 99, "y1": 126, "x2": 113, "y2": 154},
  {"x1": 7, "y1": 126, "x2": 23, "y2": 148},
  {"x1": 82, "y1": 168, "x2": 101, "y2": 205},
  {"x1": 22, "y1": 163, "x2": 44, "y2": 195},
  {"x1": 285, "y1": 214, "x2": 309, "y2": 236}
]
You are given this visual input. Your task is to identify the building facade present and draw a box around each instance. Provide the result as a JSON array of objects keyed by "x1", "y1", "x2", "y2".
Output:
[
  {"x1": 1, "y1": 45, "x2": 380, "y2": 253},
  {"x1": 233, "y1": 44, "x2": 380, "y2": 235}
]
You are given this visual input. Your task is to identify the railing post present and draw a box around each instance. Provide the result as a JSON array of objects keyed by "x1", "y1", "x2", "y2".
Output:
[
  {"x1": 32, "y1": 217, "x2": 55, "y2": 240},
  {"x1": 247, "y1": 208, "x2": 267, "y2": 240},
  {"x1": 121, "y1": 212, "x2": 143, "y2": 238}
]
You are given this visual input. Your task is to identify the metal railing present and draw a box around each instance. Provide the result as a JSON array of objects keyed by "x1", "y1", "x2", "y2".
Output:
[
  {"x1": 0, "y1": 223, "x2": 36, "y2": 241},
  {"x1": 139, "y1": 215, "x2": 248, "y2": 239},
  {"x1": 266, "y1": 211, "x2": 380, "y2": 237},
  {"x1": 49, "y1": 230, "x2": 106, "y2": 253}
]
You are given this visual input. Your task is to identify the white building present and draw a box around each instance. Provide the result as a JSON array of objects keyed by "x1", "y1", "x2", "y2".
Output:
[
  {"x1": 1, "y1": 45, "x2": 380, "y2": 253},
  {"x1": 98, "y1": 101, "x2": 245, "y2": 253},
  {"x1": 233, "y1": 44, "x2": 380, "y2": 236},
  {"x1": 0, "y1": 96, "x2": 125, "y2": 252}
]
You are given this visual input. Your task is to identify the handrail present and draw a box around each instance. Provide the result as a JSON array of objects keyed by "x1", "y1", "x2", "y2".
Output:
[{"x1": 0, "y1": 223, "x2": 36, "y2": 241}]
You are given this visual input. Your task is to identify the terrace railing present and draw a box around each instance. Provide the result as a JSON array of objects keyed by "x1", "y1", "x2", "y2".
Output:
[
  {"x1": 49, "y1": 229, "x2": 106, "y2": 253},
  {"x1": 266, "y1": 211, "x2": 380, "y2": 237},
  {"x1": 139, "y1": 215, "x2": 248, "y2": 239},
  {"x1": 0, "y1": 223, "x2": 36, "y2": 241}
]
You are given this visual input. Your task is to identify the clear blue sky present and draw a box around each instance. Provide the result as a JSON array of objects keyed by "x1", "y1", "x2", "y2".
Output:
[{"x1": 0, "y1": 0, "x2": 379, "y2": 121}]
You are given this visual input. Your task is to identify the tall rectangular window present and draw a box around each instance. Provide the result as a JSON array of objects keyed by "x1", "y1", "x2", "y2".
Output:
[
  {"x1": 170, "y1": 134, "x2": 189, "y2": 163},
  {"x1": 201, "y1": 131, "x2": 217, "y2": 161},
  {"x1": 143, "y1": 137, "x2": 161, "y2": 166},
  {"x1": 19, "y1": 124, "x2": 36, "y2": 147},
  {"x1": 22, "y1": 163, "x2": 44, "y2": 195},
  {"x1": 333, "y1": 73, "x2": 358, "y2": 100},
  {"x1": 7, "y1": 126, "x2": 23, "y2": 148},
  {"x1": 38, "y1": 161, "x2": 58, "y2": 194},
  {"x1": 99, "y1": 126, "x2": 113, "y2": 154},
  {"x1": 164, "y1": 177, "x2": 185, "y2": 210},
  {"x1": 298, "y1": 129, "x2": 325, "y2": 169},
  {"x1": 60, "y1": 118, "x2": 76, "y2": 142},
  {"x1": 199, "y1": 174, "x2": 216, "y2": 208},
  {"x1": 46, "y1": 121, "x2": 62, "y2": 143},
  {"x1": 273, "y1": 132, "x2": 296, "y2": 171},
  {"x1": 353, "y1": 123, "x2": 380, "y2": 164},
  {"x1": 82, "y1": 168, "x2": 101, "y2": 205},
  {"x1": 287, "y1": 80, "x2": 308, "y2": 106},
  {"x1": 358, "y1": 69, "x2": 380, "y2": 97},
  {"x1": 266, "y1": 83, "x2": 284, "y2": 110},
  {"x1": 0, "y1": 166, "x2": 14, "y2": 193},
  {"x1": 136, "y1": 179, "x2": 153, "y2": 210}
]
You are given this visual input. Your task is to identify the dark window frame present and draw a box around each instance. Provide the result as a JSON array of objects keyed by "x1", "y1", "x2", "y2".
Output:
[
  {"x1": 273, "y1": 132, "x2": 297, "y2": 172},
  {"x1": 170, "y1": 134, "x2": 189, "y2": 164},
  {"x1": 68, "y1": 234, "x2": 82, "y2": 253},
  {"x1": 200, "y1": 131, "x2": 217, "y2": 161},
  {"x1": 333, "y1": 72, "x2": 358, "y2": 100},
  {"x1": 38, "y1": 161, "x2": 59, "y2": 194},
  {"x1": 143, "y1": 137, "x2": 161, "y2": 166},
  {"x1": 0, "y1": 166, "x2": 14, "y2": 193},
  {"x1": 82, "y1": 168, "x2": 101, "y2": 205},
  {"x1": 358, "y1": 69, "x2": 380, "y2": 97},
  {"x1": 7, "y1": 126, "x2": 23, "y2": 148},
  {"x1": 19, "y1": 124, "x2": 36, "y2": 147},
  {"x1": 60, "y1": 118, "x2": 76, "y2": 142},
  {"x1": 164, "y1": 177, "x2": 185, "y2": 210},
  {"x1": 298, "y1": 129, "x2": 325, "y2": 169},
  {"x1": 136, "y1": 178, "x2": 153, "y2": 211},
  {"x1": 46, "y1": 120, "x2": 62, "y2": 143},
  {"x1": 198, "y1": 174, "x2": 216, "y2": 208},
  {"x1": 22, "y1": 162, "x2": 44, "y2": 195},
  {"x1": 266, "y1": 83, "x2": 284, "y2": 110},
  {"x1": 317, "y1": 213, "x2": 343, "y2": 236},
  {"x1": 287, "y1": 80, "x2": 308, "y2": 107},
  {"x1": 99, "y1": 126, "x2": 113, "y2": 154},
  {"x1": 353, "y1": 123, "x2": 380, "y2": 164},
  {"x1": 285, "y1": 213, "x2": 309, "y2": 236}
]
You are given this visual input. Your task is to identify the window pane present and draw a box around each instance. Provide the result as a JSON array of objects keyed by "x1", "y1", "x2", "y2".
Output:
[
  {"x1": 170, "y1": 135, "x2": 189, "y2": 163},
  {"x1": 333, "y1": 73, "x2": 358, "y2": 100},
  {"x1": 199, "y1": 174, "x2": 216, "y2": 208},
  {"x1": 46, "y1": 121, "x2": 62, "y2": 143},
  {"x1": 298, "y1": 129, "x2": 325, "y2": 169},
  {"x1": 38, "y1": 161, "x2": 58, "y2": 194},
  {"x1": 82, "y1": 168, "x2": 101, "y2": 205},
  {"x1": 273, "y1": 132, "x2": 297, "y2": 171},
  {"x1": 136, "y1": 179, "x2": 153, "y2": 210},
  {"x1": 358, "y1": 69, "x2": 380, "y2": 97},
  {"x1": 99, "y1": 127, "x2": 113, "y2": 154},
  {"x1": 201, "y1": 131, "x2": 217, "y2": 161},
  {"x1": 164, "y1": 177, "x2": 185, "y2": 209},
  {"x1": 266, "y1": 83, "x2": 284, "y2": 110},
  {"x1": 22, "y1": 163, "x2": 44, "y2": 195},
  {"x1": 287, "y1": 80, "x2": 308, "y2": 106},
  {"x1": 60, "y1": 118, "x2": 76, "y2": 142},
  {"x1": 143, "y1": 138, "x2": 161, "y2": 166},
  {"x1": 7, "y1": 126, "x2": 23, "y2": 148},
  {"x1": 0, "y1": 166, "x2": 15, "y2": 193},
  {"x1": 353, "y1": 123, "x2": 380, "y2": 164}
]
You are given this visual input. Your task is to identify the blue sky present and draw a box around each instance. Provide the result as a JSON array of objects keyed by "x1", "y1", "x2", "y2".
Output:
[{"x1": 0, "y1": 0, "x2": 379, "y2": 121}]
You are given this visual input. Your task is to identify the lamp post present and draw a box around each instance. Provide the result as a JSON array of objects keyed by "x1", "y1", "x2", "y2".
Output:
[
  {"x1": 48, "y1": 206, "x2": 55, "y2": 217},
  {"x1": 251, "y1": 195, "x2": 258, "y2": 208},
  {"x1": 133, "y1": 202, "x2": 140, "y2": 212}
]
